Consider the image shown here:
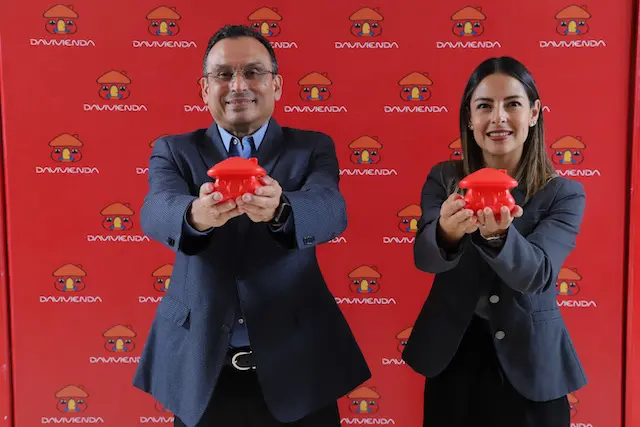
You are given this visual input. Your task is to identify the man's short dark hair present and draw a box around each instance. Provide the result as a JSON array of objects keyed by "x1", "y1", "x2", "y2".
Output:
[{"x1": 202, "y1": 25, "x2": 278, "y2": 75}]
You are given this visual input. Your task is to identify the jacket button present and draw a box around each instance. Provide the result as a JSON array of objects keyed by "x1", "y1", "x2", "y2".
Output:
[
  {"x1": 489, "y1": 295, "x2": 500, "y2": 304},
  {"x1": 221, "y1": 324, "x2": 231, "y2": 333},
  {"x1": 494, "y1": 330, "x2": 506, "y2": 340},
  {"x1": 166, "y1": 237, "x2": 175, "y2": 246}
]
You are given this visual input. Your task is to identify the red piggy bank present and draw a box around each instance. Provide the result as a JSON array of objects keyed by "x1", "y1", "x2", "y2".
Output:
[
  {"x1": 206, "y1": 157, "x2": 266, "y2": 203},
  {"x1": 458, "y1": 168, "x2": 518, "y2": 221}
]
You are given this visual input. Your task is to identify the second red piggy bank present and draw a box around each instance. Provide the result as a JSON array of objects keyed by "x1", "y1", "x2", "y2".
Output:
[
  {"x1": 458, "y1": 168, "x2": 518, "y2": 220},
  {"x1": 206, "y1": 157, "x2": 266, "y2": 203}
]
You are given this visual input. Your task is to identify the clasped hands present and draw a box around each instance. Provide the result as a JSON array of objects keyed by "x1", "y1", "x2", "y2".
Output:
[
  {"x1": 438, "y1": 193, "x2": 524, "y2": 244},
  {"x1": 188, "y1": 176, "x2": 282, "y2": 232}
]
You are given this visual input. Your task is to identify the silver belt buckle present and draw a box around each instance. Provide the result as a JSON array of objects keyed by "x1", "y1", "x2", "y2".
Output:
[{"x1": 231, "y1": 350, "x2": 254, "y2": 371}]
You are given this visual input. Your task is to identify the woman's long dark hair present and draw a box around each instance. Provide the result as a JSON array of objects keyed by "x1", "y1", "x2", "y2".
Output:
[{"x1": 453, "y1": 56, "x2": 556, "y2": 204}]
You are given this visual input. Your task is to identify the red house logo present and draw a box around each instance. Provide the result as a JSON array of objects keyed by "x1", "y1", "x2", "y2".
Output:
[
  {"x1": 555, "y1": 5, "x2": 591, "y2": 36},
  {"x1": 349, "y1": 7, "x2": 383, "y2": 37},
  {"x1": 55, "y1": 385, "x2": 89, "y2": 413},
  {"x1": 298, "y1": 72, "x2": 332, "y2": 101},
  {"x1": 347, "y1": 386, "x2": 381, "y2": 414},
  {"x1": 248, "y1": 7, "x2": 282, "y2": 37},
  {"x1": 43, "y1": 5, "x2": 79, "y2": 35},
  {"x1": 399, "y1": 72, "x2": 433, "y2": 102},
  {"x1": 146, "y1": 6, "x2": 181, "y2": 36},
  {"x1": 49, "y1": 133, "x2": 83, "y2": 162},
  {"x1": 451, "y1": 6, "x2": 486, "y2": 37},
  {"x1": 100, "y1": 202, "x2": 134, "y2": 231},
  {"x1": 549, "y1": 136, "x2": 585, "y2": 165},
  {"x1": 397, "y1": 204, "x2": 421, "y2": 233},
  {"x1": 97, "y1": 70, "x2": 131, "y2": 100},
  {"x1": 556, "y1": 267, "x2": 581, "y2": 296},
  {"x1": 349, "y1": 136, "x2": 382, "y2": 165}
]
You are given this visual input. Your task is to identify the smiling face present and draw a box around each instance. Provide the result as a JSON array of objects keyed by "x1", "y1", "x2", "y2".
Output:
[
  {"x1": 200, "y1": 37, "x2": 282, "y2": 135},
  {"x1": 469, "y1": 73, "x2": 540, "y2": 171}
]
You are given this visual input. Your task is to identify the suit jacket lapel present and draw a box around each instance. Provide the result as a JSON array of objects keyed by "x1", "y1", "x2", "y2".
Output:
[
  {"x1": 510, "y1": 184, "x2": 528, "y2": 230},
  {"x1": 197, "y1": 123, "x2": 228, "y2": 174},
  {"x1": 256, "y1": 118, "x2": 285, "y2": 177}
]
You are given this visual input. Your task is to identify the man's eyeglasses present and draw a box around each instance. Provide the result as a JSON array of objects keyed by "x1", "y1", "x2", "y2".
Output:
[{"x1": 205, "y1": 67, "x2": 275, "y2": 84}]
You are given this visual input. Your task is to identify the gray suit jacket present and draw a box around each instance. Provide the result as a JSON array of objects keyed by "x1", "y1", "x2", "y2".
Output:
[
  {"x1": 132, "y1": 119, "x2": 371, "y2": 426},
  {"x1": 402, "y1": 160, "x2": 588, "y2": 402}
]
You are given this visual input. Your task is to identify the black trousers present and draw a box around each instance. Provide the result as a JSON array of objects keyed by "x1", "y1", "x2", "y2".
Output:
[
  {"x1": 174, "y1": 365, "x2": 340, "y2": 427},
  {"x1": 423, "y1": 315, "x2": 570, "y2": 427}
]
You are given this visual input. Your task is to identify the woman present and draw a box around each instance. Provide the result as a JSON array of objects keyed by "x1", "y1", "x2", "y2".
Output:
[{"x1": 401, "y1": 56, "x2": 587, "y2": 426}]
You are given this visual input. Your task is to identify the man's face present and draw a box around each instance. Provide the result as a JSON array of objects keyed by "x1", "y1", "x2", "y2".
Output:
[{"x1": 200, "y1": 37, "x2": 282, "y2": 132}]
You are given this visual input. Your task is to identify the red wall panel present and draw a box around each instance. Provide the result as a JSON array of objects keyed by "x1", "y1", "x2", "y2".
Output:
[
  {"x1": 0, "y1": 116, "x2": 14, "y2": 426},
  {"x1": 626, "y1": 3, "x2": 640, "y2": 427}
]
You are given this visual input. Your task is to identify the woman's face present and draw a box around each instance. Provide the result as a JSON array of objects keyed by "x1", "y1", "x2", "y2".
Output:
[{"x1": 469, "y1": 73, "x2": 540, "y2": 165}]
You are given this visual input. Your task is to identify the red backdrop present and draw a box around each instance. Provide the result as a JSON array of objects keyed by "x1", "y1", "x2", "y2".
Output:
[
  {"x1": 0, "y1": 1, "x2": 637, "y2": 426},
  {"x1": 625, "y1": 3, "x2": 640, "y2": 427}
]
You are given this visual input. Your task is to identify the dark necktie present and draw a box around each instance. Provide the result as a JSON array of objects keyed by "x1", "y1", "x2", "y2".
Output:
[
  {"x1": 228, "y1": 134, "x2": 254, "y2": 348},
  {"x1": 228, "y1": 136, "x2": 255, "y2": 159}
]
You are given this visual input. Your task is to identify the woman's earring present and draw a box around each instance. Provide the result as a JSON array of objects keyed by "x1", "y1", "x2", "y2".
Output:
[{"x1": 468, "y1": 124, "x2": 473, "y2": 130}]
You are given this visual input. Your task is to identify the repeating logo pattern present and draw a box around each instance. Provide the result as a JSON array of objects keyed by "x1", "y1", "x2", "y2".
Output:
[
  {"x1": 349, "y1": 136, "x2": 382, "y2": 165},
  {"x1": 550, "y1": 135, "x2": 585, "y2": 165},
  {"x1": 556, "y1": 266, "x2": 597, "y2": 308},
  {"x1": 49, "y1": 133, "x2": 83, "y2": 163},
  {"x1": 398, "y1": 72, "x2": 432, "y2": 102},
  {"x1": 569, "y1": 392, "x2": 579, "y2": 418},
  {"x1": 103, "y1": 325, "x2": 136, "y2": 352},
  {"x1": 55, "y1": 385, "x2": 88, "y2": 413},
  {"x1": 397, "y1": 205, "x2": 421, "y2": 233},
  {"x1": 6, "y1": 3, "x2": 619, "y2": 425},
  {"x1": 298, "y1": 72, "x2": 332, "y2": 101},
  {"x1": 347, "y1": 386, "x2": 381, "y2": 414},
  {"x1": 348, "y1": 265, "x2": 381, "y2": 294},
  {"x1": 349, "y1": 7, "x2": 384, "y2": 37},
  {"x1": 448, "y1": 138, "x2": 463, "y2": 160},
  {"x1": 248, "y1": 7, "x2": 282, "y2": 37},
  {"x1": 53, "y1": 264, "x2": 87, "y2": 293},
  {"x1": 451, "y1": 6, "x2": 486, "y2": 37},
  {"x1": 44, "y1": 5, "x2": 79, "y2": 35},
  {"x1": 555, "y1": 5, "x2": 591, "y2": 36},
  {"x1": 540, "y1": 4, "x2": 605, "y2": 49},
  {"x1": 101, "y1": 203, "x2": 134, "y2": 231},
  {"x1": 153, "y1": 264, "x2": 173, "y2": 292},
  {"x1": 97, "y1": 71, "x2": 131, "y2": 100},
  {"x1": 549, "y1": 136, "x2": 600, "y2": 178},
  {"x1": 556, "y1": 267, "x2": 581, "y2": 296},
  {"x1": 146, "y1": 6, "x2": 181, "y2": 36},
  {"x1": 396, "y1": 327, "x2": 412, "y2": 353}
]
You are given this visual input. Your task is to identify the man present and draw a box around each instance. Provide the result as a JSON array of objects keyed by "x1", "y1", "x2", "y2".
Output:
[{"x1": 132, "y1": 24, "x2": 371, "y2": 427}]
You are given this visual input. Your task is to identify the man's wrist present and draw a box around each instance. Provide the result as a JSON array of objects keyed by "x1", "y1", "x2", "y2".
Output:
[
  {"x1": 479, "y1": 229, "x2": 507, "y2": 240},
  {"x1": 269, "y1": 195, "x2": 291, "y2": 225},
  {"x1": 187, "y1": 201, "x2": 211, "y2": 232}
]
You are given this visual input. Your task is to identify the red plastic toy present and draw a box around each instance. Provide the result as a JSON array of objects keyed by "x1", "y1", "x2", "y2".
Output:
[
  {"x1": 458, "y1": 168, "x2": 518, "y2": 220},
  {"x1": 206, "y1": 157, "x2": 266, "y2": 203}
]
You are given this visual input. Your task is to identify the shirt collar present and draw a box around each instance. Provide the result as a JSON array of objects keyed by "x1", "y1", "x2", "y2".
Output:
[{"x1": 216, "y1": 120, "x2": 270, "y2": 151}]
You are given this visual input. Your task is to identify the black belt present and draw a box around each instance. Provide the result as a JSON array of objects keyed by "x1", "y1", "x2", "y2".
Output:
[{"x1": 225, "y1": 347, "x2": 256, "y2": 371}]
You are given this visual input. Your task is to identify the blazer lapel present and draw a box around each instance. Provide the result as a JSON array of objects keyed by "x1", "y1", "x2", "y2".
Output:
[
  {"x1": 510, "y1": 184, "x2": 528, "y2": 229},
  {"x1": 256, "y1": 118, "x2": 285, "y2": 177},
  {"x1": 198, "y1": 123, "x2": 228, "y2": 171}
]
